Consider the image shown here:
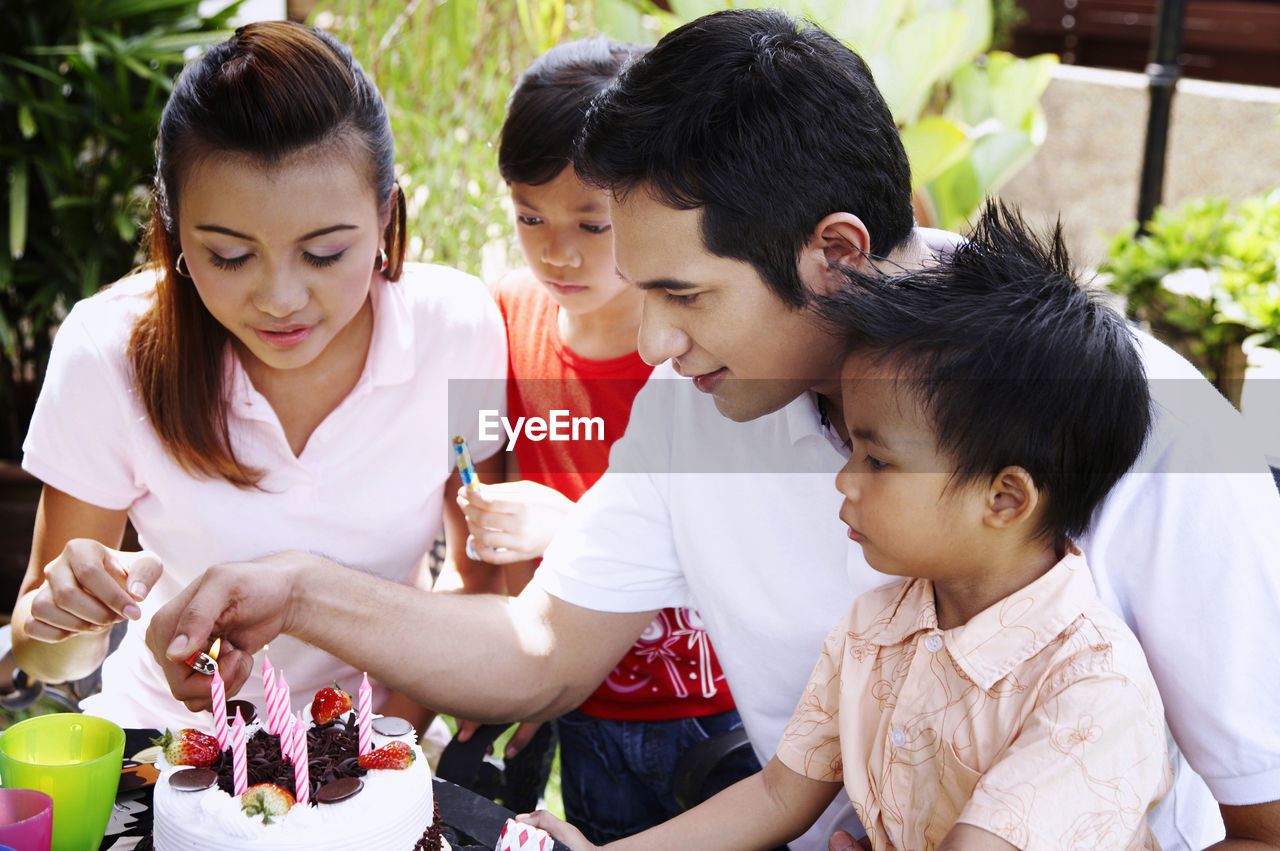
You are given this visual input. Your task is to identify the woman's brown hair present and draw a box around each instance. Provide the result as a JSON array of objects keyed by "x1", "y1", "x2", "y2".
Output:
[{"x1": 131, "y1": 21, "x2": 406, "y2": 486}]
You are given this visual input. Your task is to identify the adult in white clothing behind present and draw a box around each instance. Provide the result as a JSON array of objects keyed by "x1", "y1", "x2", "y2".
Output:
[
  {"x1": 11, "y1": 21, "x2": 506, "y2": 731},
  {"x1": 149, "y1": 10, "x2": 1280, "y2": 849}
]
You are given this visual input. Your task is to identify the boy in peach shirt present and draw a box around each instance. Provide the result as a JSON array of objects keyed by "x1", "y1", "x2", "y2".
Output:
[{"x1": 520, "y1": 203, "x2": 1173, "y2": 850}]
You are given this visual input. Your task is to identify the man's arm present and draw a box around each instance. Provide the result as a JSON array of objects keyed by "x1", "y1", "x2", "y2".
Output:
[
  {"x1": 1211, "y1": 801, "x2": 1280, "y2": 849},
  {"x1": 145, "y1": 554, "x2": 656, "y2": 721},
  {"x1": 1091, "y1": 339, "x2": 1280, "y2": 837}
]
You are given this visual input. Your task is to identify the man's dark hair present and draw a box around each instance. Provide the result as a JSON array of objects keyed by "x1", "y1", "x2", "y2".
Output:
[
  {"x1": 820, "y1": 201, "x2": 1151, "y2": 545},
  {"x1": 573, "y1": 9, "x2": 914, "y2": 308},
  {"x1": 499, "y1": 38, "x2": 646, "y2": 186}
]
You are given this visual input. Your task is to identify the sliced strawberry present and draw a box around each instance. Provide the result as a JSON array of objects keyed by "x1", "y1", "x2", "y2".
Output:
[
  {"x1": 357, "y1": 740, "x2": 415, "y2": 770},
  {"x1": 310, "y1": 685, "x2": 353, "y2": 725},
  {"x1": 151, "y1": 728, "x2": 220, "y2": 768},
  {"x1": 240, "y1": 783, "x2": 295, "y2": 824}
]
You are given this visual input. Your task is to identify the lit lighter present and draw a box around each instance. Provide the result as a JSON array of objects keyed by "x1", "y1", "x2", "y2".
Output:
[
  {"x1": 183, "y1": 638, "x2": 221, "y2": 676},
  {"x1": 184, "y1": 651, "x2": 215, "y2": 675}
]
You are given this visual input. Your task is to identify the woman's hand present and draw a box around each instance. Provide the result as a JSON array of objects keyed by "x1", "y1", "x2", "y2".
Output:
[
  {"x1": 456, "y1": 481, "x2": 574, "y2": 564},
  {"x1": 23, "y1": 540, "x2": 161, "y2": 642},
  {"x1": 516, "y1": 810, "x2": 599, "y2": 850}
]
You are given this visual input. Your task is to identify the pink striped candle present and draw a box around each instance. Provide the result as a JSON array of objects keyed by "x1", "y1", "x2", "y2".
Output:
[
  {"x1": 229, "y1": 710, "x2": 248, "y2": 795},
  {"x1": 279, "y1": 709, "x2": 295, "y2": 763},
  {"x1": 261, "y1": 656, "x2": 275, "y2": 712},
  {"x1": 357, "y1": 672, "x2": 372, "y2": 756},
  {"x1": 282, "y1": 712, "x2": 296, "y2": 770},
  {"x1": 209, "y1": 668, "x2": 229, "y2": 749},
  {"x1": 291, "y1": 710, "x2": 310, "y2": 805},
  {"x1": 266, "y1": 670, "x2": 291, "y2": 737}
]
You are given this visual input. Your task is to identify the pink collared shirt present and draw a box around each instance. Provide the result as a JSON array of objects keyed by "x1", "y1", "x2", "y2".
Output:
[
  {"x1": 23, "y1": 263, "x2": 507, "y2": 730},
  {"x1": 777, "y1": 553, "x2": 1172, "y2": 851}
]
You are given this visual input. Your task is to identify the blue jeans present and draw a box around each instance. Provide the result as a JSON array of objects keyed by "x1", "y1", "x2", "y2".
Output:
[{"x1": 557, "y1": 707, "x2": 763, "y2": 844}]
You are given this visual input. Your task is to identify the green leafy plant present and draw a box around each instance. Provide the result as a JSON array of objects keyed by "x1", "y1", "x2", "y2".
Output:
[
  {"x1": 315, "y1": 0, "x2": 537, "y2": 280},
  {"x1": 0, "y1": 0, "x2": 243, "y2": 460},
  {"x1": 1102, "y1": 191, "x2": 1280, "y2": 406},
  {"x1": 989, "y1": 0, "x2": 1027, "y2": 50},
  {"x1": 313, "y1": 0, "x2": 653, "y2": 283}
]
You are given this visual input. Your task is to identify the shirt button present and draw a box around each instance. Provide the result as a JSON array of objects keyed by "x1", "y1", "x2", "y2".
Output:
[
  {"x1": 925, "y1": 634, "x2": 943, "y2": 653},
  {"x1": 890, "y1": 727, "x2": 905, "y2": 747}
]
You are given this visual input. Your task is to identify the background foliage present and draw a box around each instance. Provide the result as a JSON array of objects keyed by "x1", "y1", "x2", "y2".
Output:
[
  {"x1": 313, "y1": 0, "x2": 654, "y2": 283},
  {"x1": 1102, "y1": 190, "x2": 1280, "y2": 404},
  {"x1": 0, "y1": 0, "x2": 242, "y2": 460},
  {"x1": 312, "y1": 0, "x2": 1056, "y2": 290},
  {"x1": 0, "y1": 0, "x2": 1054, "y2": 461}
]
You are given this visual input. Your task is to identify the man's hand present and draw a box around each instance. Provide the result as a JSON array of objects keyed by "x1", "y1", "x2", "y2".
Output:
[
  {"x1": 829, "y1": 830, "x2": 873, "y2": 851},
  {"x1": 456, "y1": 481, "x2": 574, "y2": 564},
  {"x1": 1214, "y1": 800, "x2": 1280, "y2": 849},
  {"x1": 145, "y1": 553, "x2": 304, "y2": 711}
]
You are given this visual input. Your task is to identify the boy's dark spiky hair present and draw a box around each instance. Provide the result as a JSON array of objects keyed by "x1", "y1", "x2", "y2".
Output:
[{"x1": 819, "y1": 201, "x2": 1151, "y2": 543}]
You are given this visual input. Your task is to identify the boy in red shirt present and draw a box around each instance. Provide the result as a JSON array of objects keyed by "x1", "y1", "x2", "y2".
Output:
[{"x1": 457, "y1": 38, "x2": 759, "y2": 842}]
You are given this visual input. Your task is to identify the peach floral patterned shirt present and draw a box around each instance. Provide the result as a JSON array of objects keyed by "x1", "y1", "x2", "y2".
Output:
[{"x1": 777, "y1": 553, "x2": 1172, "y2": 851}]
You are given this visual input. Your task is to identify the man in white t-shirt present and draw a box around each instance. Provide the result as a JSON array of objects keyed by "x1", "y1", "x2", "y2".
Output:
[{"x1": 149, "y1": 10, "x2": 1280, "y2": 849}]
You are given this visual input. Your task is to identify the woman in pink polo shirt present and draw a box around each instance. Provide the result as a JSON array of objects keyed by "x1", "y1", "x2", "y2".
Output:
[{"x1": 8, "y1": 21, "x2": 505, "y2": 731}]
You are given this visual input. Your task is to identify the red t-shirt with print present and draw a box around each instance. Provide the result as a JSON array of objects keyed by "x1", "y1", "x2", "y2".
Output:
[{"x1": 492, "y1": 270, "x2": 737, "y2": 720}]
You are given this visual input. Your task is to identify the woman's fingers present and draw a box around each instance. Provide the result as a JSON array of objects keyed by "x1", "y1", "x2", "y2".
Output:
[
  {"x1": 71, "y1": 549, "x2": 159, "y2": 621},
  {"x1": 119, "y1": 550, "x2": 163, "y2": 603},
  {"x1": 24, "y1": 544, "x2": 166, "y2": 645},
  {"x1": 23, "y1": 603, "x2": 102, "y2": 642},
  {"x1": 33, "y1": 576, "x2": 117, "y2": 630}
]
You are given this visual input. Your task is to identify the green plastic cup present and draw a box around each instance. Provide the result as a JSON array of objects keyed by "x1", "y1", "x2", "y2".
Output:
[{"x1": 0, "y1": 714, "x2": 124, "y2": 851}]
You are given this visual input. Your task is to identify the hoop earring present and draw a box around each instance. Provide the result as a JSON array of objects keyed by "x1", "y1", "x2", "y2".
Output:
[
  {"x1": 175, "y1": 252, "x2": 192, "y2": 278},
  {"x1": 374, "y1": 248, "x2": 388, "y2": 274}
]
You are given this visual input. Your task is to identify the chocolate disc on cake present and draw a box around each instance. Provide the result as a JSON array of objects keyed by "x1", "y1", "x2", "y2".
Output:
[
  {"x1": 170, "y1": 768, "x2": 218, "y2": 791},
  {"x1": 225, "y1": 699, "x2": 257, "y2": 724},
  {"x1": 372, "y1": 716, "x2": 413, "y2": 736},
  {"x1": 317, "y1": 776, "x2": 364, "y2": 804}
]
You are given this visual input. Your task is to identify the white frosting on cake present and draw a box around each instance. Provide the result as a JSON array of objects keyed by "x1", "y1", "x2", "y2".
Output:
[{"x1": 153, "y1": 723, "x2": 434, "y2": 851}]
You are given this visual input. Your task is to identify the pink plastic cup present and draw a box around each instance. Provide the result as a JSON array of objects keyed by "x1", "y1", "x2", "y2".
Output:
[{"x1": 0, "y1": 787, "x2": 52, "y2": 851}]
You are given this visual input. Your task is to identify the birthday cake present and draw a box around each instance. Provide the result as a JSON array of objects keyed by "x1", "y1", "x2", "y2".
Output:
[{"x1": 152, "y1": 700, "x2": 441, "y2": 850}]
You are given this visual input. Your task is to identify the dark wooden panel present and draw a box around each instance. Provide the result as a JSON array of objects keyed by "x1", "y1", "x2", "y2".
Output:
[{"x1": 1010, "y1": 0, "x2": 1280, "y2": 86}]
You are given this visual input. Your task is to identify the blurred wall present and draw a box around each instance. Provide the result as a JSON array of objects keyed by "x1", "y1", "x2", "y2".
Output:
[
  {"x1": 1001, "y1": 63, "x2": 1280, "y2": 460},
  {"x1": 1000, "y1": 63, "x2": 1280, "y2": 268},
  {"x1": 199, "y1": 0, "x2": 287, "y2": 22}
]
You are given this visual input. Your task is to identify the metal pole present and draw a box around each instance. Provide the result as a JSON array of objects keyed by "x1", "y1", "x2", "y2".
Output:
[{"x1": 1136, "y1": 0, "x2": 1190, "y2": 233}]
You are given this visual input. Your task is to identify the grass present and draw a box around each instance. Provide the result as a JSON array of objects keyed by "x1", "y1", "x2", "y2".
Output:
[{"x1": 310, "y1": 0, "x2": 656, "y2": 281}]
